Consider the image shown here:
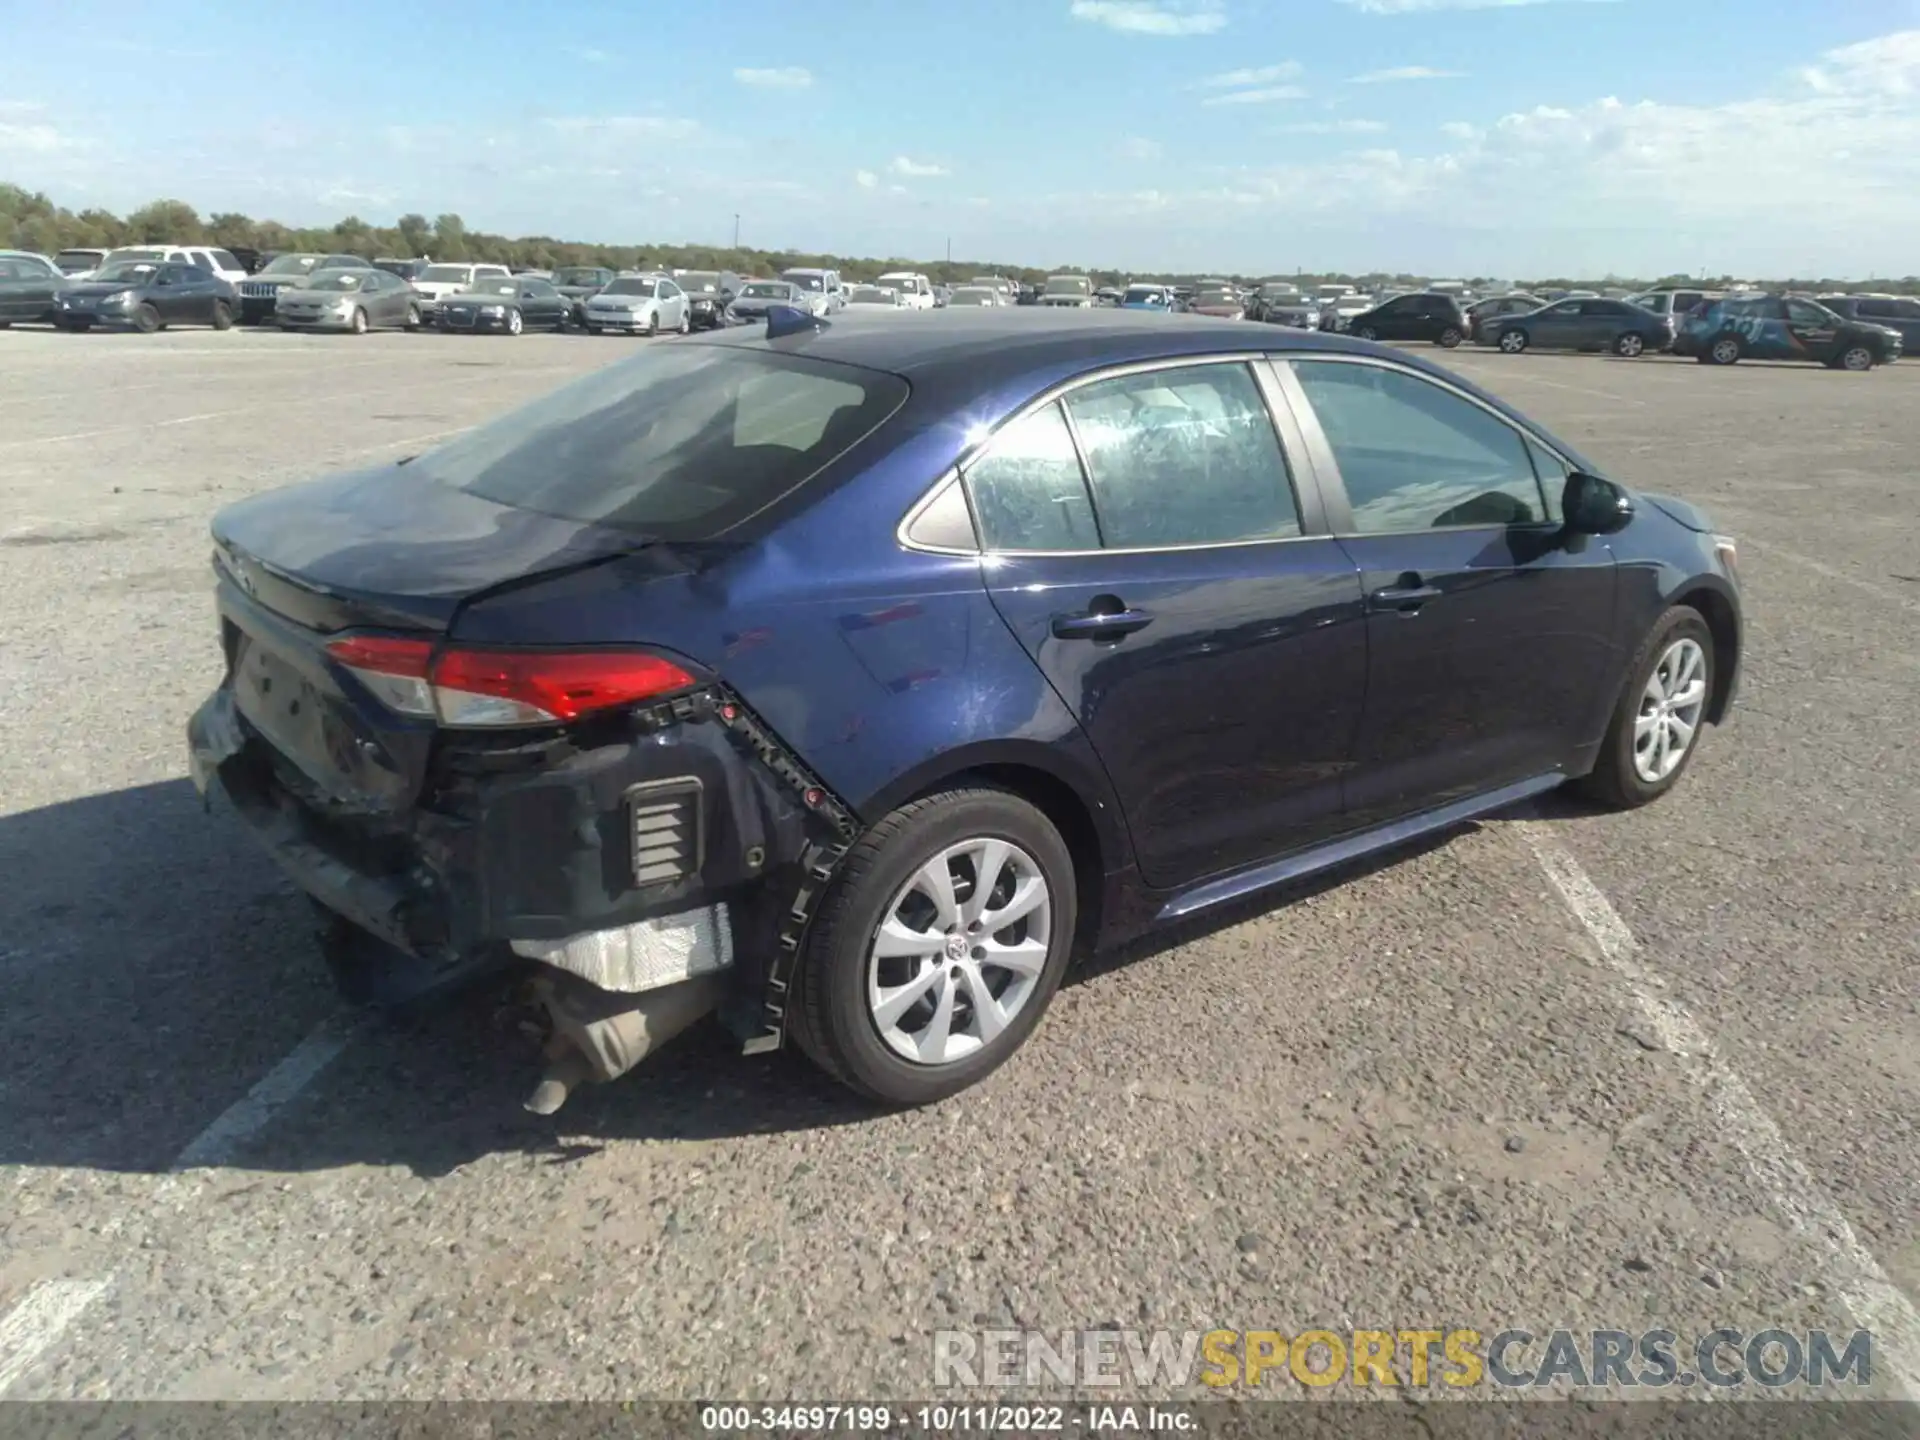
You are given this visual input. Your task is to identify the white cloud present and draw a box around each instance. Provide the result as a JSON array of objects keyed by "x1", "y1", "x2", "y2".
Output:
[
  {"x1": 566, "y1": 47, "x2": 610, "y2": 63},
  {"x1": 1202, "y1": 86, "x2": 1309, "y2": 106},
  {"x1": 889, "y1": 155, "x2": 948, "y2": 178},
  {"x1": 1341, "y1": 0, "x2": 1617, "y2": 10},
  {"x1": 0, "y1": 119, "x2": 74, "y2": 153},
  {"x1": 1198, "y1": 62, "x2": 1304, "y2": 88},
  {"x1": 1276, "y1": 119, "x2": 1390, "y2": 134},
  {"x1": 1351, "y1": 65, "x2": 1466, "y2": 82},
  {"x1": 855, "y1": 169, "x2": 879, "y2": 188},
  {"x1": 1440, "y1": 120, "x2": 1483, "y2": 139},
  {"x1": 1069, "y1": 0, "x2": 1226, "y2": 36},
  {"x1": 1118, "y1": 136, "x2": 1165, "y2": 160},
  {"x1": 0, "y1": 100, "x2": 44, "y2": 114},
  {"x1": 733, "y1": 66, "x2": 814, "y2": 89}
]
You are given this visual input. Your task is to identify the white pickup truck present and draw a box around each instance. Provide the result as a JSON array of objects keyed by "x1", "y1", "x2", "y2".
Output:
[
  {"x1": 408, "y1": 262, "x2": 513, "y2": 321},
  {"x1": 875, "y1": 271, "x2": 936, "y2": 310}
]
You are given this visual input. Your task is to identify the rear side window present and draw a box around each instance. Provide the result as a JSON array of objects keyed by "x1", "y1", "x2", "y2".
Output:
[
  {"x1": 415, "y1": 348, "x2": 909, "y2": 539},
  {"x1": 1290, "y1": 360, "x2": 1546, "y2": 533},
  {"x1": 1063, "y1": 364, "x2": 1300, "y2": 548},
  {"x1": 964, "y1": 403, "x2": 1100, "y2": 552}
]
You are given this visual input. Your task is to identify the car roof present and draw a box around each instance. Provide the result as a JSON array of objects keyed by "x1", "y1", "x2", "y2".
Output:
[{"x1": 686, "y1": 306, "x2": 1398, "y2": 381}]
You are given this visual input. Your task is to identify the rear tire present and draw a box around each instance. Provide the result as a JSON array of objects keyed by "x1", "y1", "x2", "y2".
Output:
[
  {"x1": 1354, "y1": 325, "x2": 1379, "y2": 341},
  {"x1": 1706, "y1": 335, "x2": 1742, "y2": 365},
  {"x1": 789, "y1": 787, "x2": 1076, "y2": 1106},
  {"x1": 132, "y1": 303, "x2": 160, "y2": 334},
  {"x1": 1436, "y1": 326, "x2": 1463, "y2": 349},
  {"x1": 1574, "y1": 606, "x2": 1714, "y2": 810}
]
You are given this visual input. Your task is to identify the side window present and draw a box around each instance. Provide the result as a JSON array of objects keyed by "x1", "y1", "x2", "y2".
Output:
[
  {"x1": 962, "y1": 402, "x2": 1100, "y2": 553},
  {"x1": 1290, "y1": 361, "x2": 1548, "y2": 533},
  {"x1": 1854, "y1": 300, "x2": 1890, "y2": 318},
  {"x1": 1544, "y1": 301, "x2": 1582, "y2": 317},
  {"x1": 1524, "y1": 438, "x2": 1568, "y2": 524},
  {"x1": 1062, "y1": 363, "x2": 1301, "y2": 549},
  {"x1": 1785, "y1": 299, "x2": 1831, "y2": 325},
  {"x1": 1892, "y1": 300, "x2": 1920, "y2": 320}
]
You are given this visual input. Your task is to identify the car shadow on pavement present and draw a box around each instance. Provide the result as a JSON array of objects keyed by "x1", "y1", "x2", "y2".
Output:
[{"x1": 0, "y1": 778, "x2": 1492, "y2": 1179}]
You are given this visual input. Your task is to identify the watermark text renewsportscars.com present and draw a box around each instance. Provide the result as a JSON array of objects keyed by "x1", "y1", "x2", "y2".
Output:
[{"x1": 932, "y1": 1327, "x2": 1876, "y2": 1391}]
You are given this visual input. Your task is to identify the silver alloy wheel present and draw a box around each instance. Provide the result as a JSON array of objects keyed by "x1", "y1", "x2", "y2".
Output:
[
  {"x1": 1634, "y1": 637, "x2": 1708, "y2": 784},
  {"x1": 865, "y1": 836, "x2": 1052, "y2": 1066},
  {"x1": 507, "y1": 308, "x2": 523, "y2": 336},
  {"x1": 1499, "y1": 329, "x2": 1526, "y2": 353},
  {"x1": 1355, "y1": 325, "x2": 1378, "y2": 341},
  {"x1": 1617, "y1": 333, "x2": 1645, "y2": 357},
  {"x1": 351, "y1": 308, "x2": 368, "y2": 334},
  {"x1": 1842, "y1": 345, "x2": 1873, "y2": 371},
  {"x1": 1710, "y1": 337, "x2": 1740, "y2": 364}
]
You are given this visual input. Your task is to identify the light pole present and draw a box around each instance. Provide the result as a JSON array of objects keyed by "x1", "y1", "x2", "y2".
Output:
[{"x1": 733, "y1": 214, "x2": 741, "y2": 249}]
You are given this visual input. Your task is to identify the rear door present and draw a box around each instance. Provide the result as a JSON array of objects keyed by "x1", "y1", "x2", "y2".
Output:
[
  {"x1": 970, "y1": 357, "x2": 1367, "y2": 889},
  {"x1": 1275, "y1": 355, "x2": 1618, "y2": 827}
]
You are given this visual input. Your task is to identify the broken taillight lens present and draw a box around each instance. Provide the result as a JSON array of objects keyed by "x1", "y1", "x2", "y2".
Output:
[{"x1": 324, "y1": 636, "x2": 694, "y2": 728}]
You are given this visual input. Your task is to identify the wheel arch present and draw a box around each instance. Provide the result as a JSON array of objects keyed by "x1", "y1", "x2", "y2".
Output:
[
  {"x1": 857, "y1": 742, "x2": 1130, "y2": 956},
  {"x1": 1669, "y1": 581, "x2": 1740, "y2": 724}
]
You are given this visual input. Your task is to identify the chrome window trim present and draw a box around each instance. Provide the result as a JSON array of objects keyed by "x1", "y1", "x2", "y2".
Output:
[
  {"x1": 895, "y1": 351, "x2": 1323, "y2": 558},
  {"x1": 1273, "y1": 350, "x2": 1581, "y2": 538}
]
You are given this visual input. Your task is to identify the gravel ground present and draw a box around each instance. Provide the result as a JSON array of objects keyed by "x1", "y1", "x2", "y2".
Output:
[{"x1": 0, "y1": 324, "x2": 1915, "y2": 1405}]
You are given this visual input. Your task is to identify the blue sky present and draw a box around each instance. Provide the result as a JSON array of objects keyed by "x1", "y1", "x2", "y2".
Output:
[{"x1": 5, "y1": 0, "x2": 1920, "y2": 277}]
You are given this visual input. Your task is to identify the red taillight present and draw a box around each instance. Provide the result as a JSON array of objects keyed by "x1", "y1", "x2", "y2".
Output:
[{"x1": 324, "y1": 637, "x2": 693, "y2": 728}]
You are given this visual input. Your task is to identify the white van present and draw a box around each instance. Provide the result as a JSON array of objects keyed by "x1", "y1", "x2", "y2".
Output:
[
  {"x1": 779, "y1": 267, "x2": 843, "y2": 316},
  {"x1": 875, "y1": 271, "x2": 935, "y2": 310}
]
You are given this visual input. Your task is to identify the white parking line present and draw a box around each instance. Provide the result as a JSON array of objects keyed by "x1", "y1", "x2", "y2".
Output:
[
  {"x1": 1518, "y1": 820, "x2": 1920, "y2": 1404},
  {"x1": 0, "y1": 1010, "x2": 361, "y2": 1396},
  {"x1": 0, "y1": 1280, "x2": 110, "y2": 1394},
  {"x1": 1478, "y1": 368, "x2": 1648, "y2": 407}
]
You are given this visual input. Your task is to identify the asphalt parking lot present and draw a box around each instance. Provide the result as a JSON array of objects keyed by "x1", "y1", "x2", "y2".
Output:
[{"x1": 0, "y1": 325, "x2": 1916, "y2": 1403}]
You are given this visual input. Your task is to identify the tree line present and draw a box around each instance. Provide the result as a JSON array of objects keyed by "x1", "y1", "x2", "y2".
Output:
[{"x1": 4, "y1": 182, "x2": 1915, "y2": 296}]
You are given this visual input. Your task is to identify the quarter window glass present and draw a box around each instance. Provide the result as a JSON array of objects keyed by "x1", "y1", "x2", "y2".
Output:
[
  {"x1": 964, "y1": 402, "x2": 1100, "y2": 552},
  {"x1": 1291, "y1": 361, "x2": 1547, "y2": 533},
  {"x1": 1063, "y1": 364, "x2": 1301, "y2": 548}
]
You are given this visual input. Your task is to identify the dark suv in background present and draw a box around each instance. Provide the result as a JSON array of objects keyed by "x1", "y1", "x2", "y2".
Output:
[
  {"x1": 1816, "y1": 295, "x2": 1920, "y2": 352},
  {"x1": 1345, "y1": 291, "x2": 1469, "y2": 347}
]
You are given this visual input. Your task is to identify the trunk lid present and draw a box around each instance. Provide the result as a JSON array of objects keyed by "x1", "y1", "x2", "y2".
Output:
[{"x1": 210, "y1": 463, "x2": 659, "y2": 813}]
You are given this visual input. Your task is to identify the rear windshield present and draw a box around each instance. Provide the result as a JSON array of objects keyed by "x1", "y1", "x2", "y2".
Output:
[{"x1": 413, "y1": 347, "x2": 910, "y2": 540}]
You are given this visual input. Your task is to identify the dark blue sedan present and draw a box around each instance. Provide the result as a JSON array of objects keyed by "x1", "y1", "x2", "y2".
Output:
[{"x1": 187, "y1": 308, "x2": 1743, "y2": 1111}]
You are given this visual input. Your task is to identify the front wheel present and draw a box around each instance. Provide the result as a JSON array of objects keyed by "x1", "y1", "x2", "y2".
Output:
[
  {"x1": 790, "y1": 787, "x2": 1076, "y2": 1106},
  {"x1": 1837, "y1": 344, "x2": 1875, "y2": 371},
  {"x1": 1354, "y1": 325, "x2": 1379, "y2": 342},
  {"x1": 677, "y1": 309, "x2": 690, "y2": 335},
  {"x1": 506, "y1": 308, "x2": 523, "y2": 336},
  {"x1": 405, "y1": 303, "x2": 421, "y2": 331},
  {"x1": 349, "y1": 307, "x2": 369, "y2": 335},
  {"x1": 1575, "y1": 606, "x2": 1714, "y2": 810},
  {"x1": 132, "y1": 303, "x2": 160, "y2": 334},
  {"x1": 1498, "y1": 328, "x2": 1529, "y2": 354},
  {"x1": 1613, "y1": 331, "x2": 1646, "y2": 358},
  {"x1": 646, "y1": 311, "x2": 660, "y2": 337},
  {"x1": 210, "y1": 301, "x2": 233, "y2": 331}
]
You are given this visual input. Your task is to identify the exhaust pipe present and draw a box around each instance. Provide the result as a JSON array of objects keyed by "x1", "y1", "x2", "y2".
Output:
[{"x1": 524, "y1": 968, "x2": 723, "y2": 1115}]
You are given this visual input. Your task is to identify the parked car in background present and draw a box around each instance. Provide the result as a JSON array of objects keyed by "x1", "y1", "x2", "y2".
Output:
[
  {"x1": 552, "y1": 265, "x2": 616, "y2": 324},
  {"x1": 969, "y1": 276, "x2": 1017, "y2": 305},
  {"x1": 1095, "y1": 287, "x2": 1123, "y2": 307},
  {"x1": 1318, "y1": 293, "x2": 1378, "y2": 333},
  {"x1": 1814, "y1": 294, "x2": 1920, "y2": 352},
  {"x1": 673, "y1": 270, "x2": 741, "y2": 330},
  {"x1": 1255, "y1": 292, "x2": 1321, "y2": 329},
  {"x1": 1673, "y1": 293, "x2": 1899, "y2": 369},
  {"x1": 0, "y1": 251, "x2": 65, "y2": 326},
  {"x1": 372, "y1": 257, "x2": 431, "y2": 282},
  {"x1": 439, "y1": 275, "x2": 569, "y2": 334},
  {"x1": 50, "y1": 247, "x2": 109, "y2": 277},
  {"x1": 876, "y1": 272, "x2": 936, "y2": 309},
  {"x1": 1039, "y1": 275, "x2": 1095, "y2": 308},
  {"x1": 781, "y1": 268, "x2": 844, "y2": 316},
  {"x1": 53, "y1": 259, "x2": 237, "y2": 332},
  {"x1": 847, "y1": 284, "x2": 906, "y2": 308},
  {"x1": 187, "y1": 308, "x2": 1743, "y2": 1112},
  {"x1": 1120, "y1": 283, "x2": 1175, "y2": 311},
  {"x1": 236, "y1": 252, "x2": 367, "y2": 324},
  {"x1": 410, "y1": 262, "x2": 514, "y2": 324},
  {"x1": 1623, "y1": 288, "x2": 1712, "y2": 325},
  {"x1": 946, "y1": 285, "x2": 1004, "y2": 307},
  {"x1": 1244, "y1": 282, "x2": 1300, "y2": 322},
  {"x1": 272, "y1": 267, "x2": 420, "y2": 333},
  {"x1": 1344, "y1": 291, "x2": 1468, "y2": 347},
  {"x1": 932, "y1": 285, "x2": 952, "y2": 308},
  {"x1": 87, "y1": 244, "x2": 248, "y2": 286},
  {"x1": 583, "y1": 274, "x2": 690, "y2": 335},
  {"x1": 1187, "y1": 283, "x2": 1244, "y2": 319},
  {"x1": 1489, "y1": 298, "x2": 1673, "y2": 357},
  {"x1": 725, "y1": 279, "x2": 805, "y2": 323},
  {"x1": 1468, "y1": 293, "x2": 1544, "y2": 343}
]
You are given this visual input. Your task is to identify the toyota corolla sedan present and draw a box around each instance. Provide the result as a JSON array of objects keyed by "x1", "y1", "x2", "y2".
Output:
[
  {"x1": 582, "y1": 274, "x2": 690, "y2": 335},
  {"x1": 189, "y1": 309, "x2": 1742, "y2": 1114}
]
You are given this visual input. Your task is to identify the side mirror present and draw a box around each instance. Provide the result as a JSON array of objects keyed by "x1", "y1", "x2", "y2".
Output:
[{"x1": 1563, "y1": 472, "x2": 1633, "y2": 535}]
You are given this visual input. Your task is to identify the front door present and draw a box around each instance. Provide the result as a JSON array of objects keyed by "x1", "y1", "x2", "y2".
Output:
[
  {"x1": 1784, "y1": 297, "x2": 1845, "y2": 361},
  {"x1": 971, "y1": 359, "x2": 1367, "y2": 889},
  {"x1": 1278, "y1": 357, "x2": 1619, "y2": 829},
  {"x1": 1529, "y1": 299, "x2": 1591, "y2": 349}
]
